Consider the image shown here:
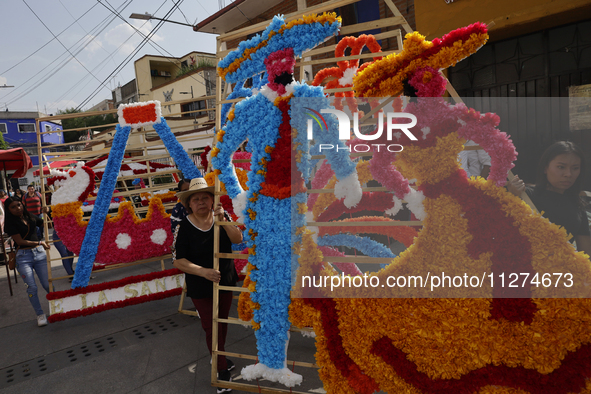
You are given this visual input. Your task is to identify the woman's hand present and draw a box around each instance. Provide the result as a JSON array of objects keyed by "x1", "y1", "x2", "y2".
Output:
[
  {"x1": 40, "y1": 241, "x2": 50, "y2": 250},
  {"x1": 200, "y1": 268, "x2": 221, "y2": 283},
  {"x1": 507, "y1": 175, "x2": 525, "y2": 196},
  {"x1": 42, "y1": 206, "x2": 49, "y2": 214},
  {"x1": 213, "y1": 202, "x2": 225, "y2": 222}
]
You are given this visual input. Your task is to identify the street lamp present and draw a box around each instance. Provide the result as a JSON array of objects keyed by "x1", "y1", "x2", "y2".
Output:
[{"x1": 129, "y1": 13, "x2": 194, "y2": 27}]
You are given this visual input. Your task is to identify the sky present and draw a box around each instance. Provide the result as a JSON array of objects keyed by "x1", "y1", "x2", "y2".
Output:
[{"x1": 0, "y1": 0, "x2": 224, "y2": 114}]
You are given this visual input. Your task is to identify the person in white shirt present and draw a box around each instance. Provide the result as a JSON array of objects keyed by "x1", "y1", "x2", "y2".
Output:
[{"x1": 459, "y1": 140, "x2": 491, "y2": 178}]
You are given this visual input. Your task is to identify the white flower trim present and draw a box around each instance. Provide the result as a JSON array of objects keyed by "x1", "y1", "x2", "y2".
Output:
[
  {"x1": 404, "y1": 188, "x2": 426, "y2": 221},
  {"x1": 259, "y1": 82, "x2": 298, "y2": 101},
  {"x1": 385, "y1": 195, "x2": 403, "y2": 217},
  {"x1": 150, "y1": 229, "x2": 167, "y2": 245},
  {"x1": 94, "y1": 165, "x2": 171, "y2": 178},
  {"x1": 421, "y1": 126, "x2": 430, "y2": 140},
  {"x1": 116, "y1": 233, "x2": 132, "y2": 249},
  {"x1": 81, "y1": 202, "x2": 121, "y2": 212},
  {"x1": 232, "y1": 191, "x2": 247, "y2": 223},
  {"x1": 338, "y1": 66, "x2": 357, "y2": 86},
  {"x1": 259, "y1": 85, "x2": 278, "y2": 102},
  {"x1": 283, "y1": 82, "x2": 297, "y2": 97},
  {"x1": 241, "y1": 364, "x2": 303, "y2": 388},
  {"x1": 300, "y1": 329, "x2": 316, "y2": 338},
  {"x1": 50, "y1": 163, "x2": 91, "y2": 205},
  {"x1": 117, "y1": 100, "x2": 162, "y2": 128},
  {"x1": 334, "y1": 171, "x2": 362, "y2": 208}
]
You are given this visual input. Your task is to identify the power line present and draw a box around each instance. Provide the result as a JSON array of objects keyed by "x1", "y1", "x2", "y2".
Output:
[
  {"x1": 98, "y1": 0, "x2": 209, "y2": 88},
  {"x1": 49, "y1": 0, "x2": 175, "y2": 110},
  {"x1": 57, "y1": 0, "x2": 115, "y2": 61},
  {"x1": 21, "y1": 0, "x2": 103, "y2": 84},
  {"x1": 76, "y1": 0, "x2": 185, "y2": 110},
  {"x1": 0, "y1": 0, "x2": 132, "y2": 106},
  {"x1": 195, "y1": 0, "x2": 210, "y2": 17},
  {"x1": 49, "y1": 2, "x2": 161, "y2": 108},
  {"x1": 75, "y1": 0, "x2": 211, "y2": 109},
  {"x1": 176, "y1": 5, "x2": 194, "y2": 25},
  {"x1": 0, "y1": 2, "x2": 100, "y2": 75}
]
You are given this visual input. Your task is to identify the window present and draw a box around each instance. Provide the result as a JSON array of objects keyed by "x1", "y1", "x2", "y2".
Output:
[
  {"x1": 181, "y1": 100, "x2": 208, "y2": 117},
  {"x1": 18, "y1": 123, "x2": 36, "y2": 133},
  {"x1": 23, "y1": 147, "x2": 38, "y2": 156},
  {"x1": 0, "y1": 123, "x2": 6, "y2": 133},
  {"x1": 45, "y1": 124, "x2": 52, "y2": 133}
]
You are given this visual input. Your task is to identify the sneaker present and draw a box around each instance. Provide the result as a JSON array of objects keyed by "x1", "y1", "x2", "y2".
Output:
[
  {"x1": 226, "y1": 359, "x2": 235, "y2": 372},
  {"x1": 217, "y1": 369, "x2": 232, "y2": 393},
  {"x1": 37, "y1": 314, "x2": 48, "y2": 327}
]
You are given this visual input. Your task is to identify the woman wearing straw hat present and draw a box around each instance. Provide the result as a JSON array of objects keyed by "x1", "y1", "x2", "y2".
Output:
[{"x1": 173, "y1": 178, "x2": 242, "y2": 391}]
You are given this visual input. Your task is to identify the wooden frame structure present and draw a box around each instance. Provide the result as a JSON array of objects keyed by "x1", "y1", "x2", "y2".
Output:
[
  {"x1": 206, "y1": 1, "x2": 415, "y2": 392},
  {"x1": 34, "y1": 97, "x2": 215, "y2": 291}
]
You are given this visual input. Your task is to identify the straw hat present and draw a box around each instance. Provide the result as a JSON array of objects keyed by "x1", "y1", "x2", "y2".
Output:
[{"x1": 176, "y1": 178, "x2": 215, "y2": 207}]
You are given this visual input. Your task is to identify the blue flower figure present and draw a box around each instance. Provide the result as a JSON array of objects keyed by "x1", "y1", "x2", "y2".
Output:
[{"x1": 212, "y1": 13, "x2": 362, "y2": 387}]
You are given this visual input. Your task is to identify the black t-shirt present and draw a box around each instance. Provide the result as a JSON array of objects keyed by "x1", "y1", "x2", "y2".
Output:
[
  {"x1": 526, "y1": 187, "x2": 590, "y2": 240},
  {"x1": 173, "y1": 216, "x2": 237, "y2": 299},
  {"x1": 4, "y1": 214, "x2": 44, "y2": 249}
]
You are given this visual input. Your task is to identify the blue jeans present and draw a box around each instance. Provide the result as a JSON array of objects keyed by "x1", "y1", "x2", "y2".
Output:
[
  {"x1": 15, "y1": 246, "x2": 49, "y2": 316},
  {"x1": 52, "y1": 230, "x2": 74, "y2": 275}
]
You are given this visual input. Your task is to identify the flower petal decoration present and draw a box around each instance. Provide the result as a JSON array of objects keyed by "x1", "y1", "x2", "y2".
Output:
[
  {"x1": 69, "y1": 101, "x2": 200, "y2": 288},
  {"x1": 117, "y1": 101, "x2": 162, "y2": 128},
  {"x1": 218, "y1": 13, "x2": 342, "y2": 83},
  {"x1": 353, "y1": 22, "x2": 489, "y2": 97}
]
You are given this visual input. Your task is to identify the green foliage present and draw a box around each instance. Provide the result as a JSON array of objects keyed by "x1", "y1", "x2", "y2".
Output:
[
  {"x1": 175, "y1": 58, "x2": 216, "y2": 78},
  {"x1": 58, "y1": 108, "x2": 118, "y2": 143},
  {"x1": 0, "y1": 133, "x2": 9, "y2": 150}
]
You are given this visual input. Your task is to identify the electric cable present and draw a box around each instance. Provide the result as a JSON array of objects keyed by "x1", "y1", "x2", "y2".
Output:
[
  {"x1": 22, "y1": 0, "x2": 103, "y2": 84},
  {"x1": 75, "y1": 0, "x2": 184, "y2": 110},
  {"x1": 1, "y1": 0, "x2": 133, "y2": 106},
  {"x1": 0, "y1": 2, "x2": 100, "y2": 75},
  {"x1": 98, "y1": 0, "x2": 210, "y2": 89}
]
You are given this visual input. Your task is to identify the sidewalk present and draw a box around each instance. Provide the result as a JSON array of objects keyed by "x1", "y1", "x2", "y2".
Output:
[{"x1": 0, "y1": 256, "x2": 325, "y2": 393}]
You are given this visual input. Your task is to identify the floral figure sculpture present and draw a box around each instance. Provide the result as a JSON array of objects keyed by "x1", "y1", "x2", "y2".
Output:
[
  {"x1": 312, "y1": 34, "x2": 383, "y2": 114},
  {"x1": 212, "y1": 13, "x2": 362, "y2": 386},
  {"x1": 289, "y1": 23, "x2": 591, "y2": 393},
  {"x1": 52, "y1": 101, "x2": 201, "y2": 288},
  {"x1": 48, "y1": 164, "x2": 172, "y2": 268}
]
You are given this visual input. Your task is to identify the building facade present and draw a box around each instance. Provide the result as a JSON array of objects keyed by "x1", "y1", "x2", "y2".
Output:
[
  {"x1": 87, "y1": 99, "x2": 115, "y2": 113},
  {"x1": 112, "y1": 79, "x2": 139, "y2": 108},
  {"x1": 0, "y1": 111, "x2": 64, "y2": 186},
  {"x1": 134, "y1": 51, "x2": 217, "y2": 122},
  {"x1": 414, "y1": 0, "x2": 591, "y2": 186}
]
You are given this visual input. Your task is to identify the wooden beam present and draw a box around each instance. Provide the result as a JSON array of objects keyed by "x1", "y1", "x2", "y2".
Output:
[
  {"x1": 383, "y1": 0, "x2": 413, "y2": 34},
  {"x1": 339, "y1": 16, "x2": 405, "y2": 36},
  {"x1": 217, "y1": 0, "x2": 361, "y2": 42},
  {"x1": 298, "y1": 50, "x2": 397, "y2": 67}
]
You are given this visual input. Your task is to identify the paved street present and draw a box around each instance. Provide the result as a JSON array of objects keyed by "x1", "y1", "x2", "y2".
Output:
[{"x1": 0, "y1": 255, "x2": 326, "y2": 394}]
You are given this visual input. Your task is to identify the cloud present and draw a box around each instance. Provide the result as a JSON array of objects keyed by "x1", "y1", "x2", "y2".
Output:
[
  {"x1": 83, "y1": 35, "x2": 103, "y2": 54},
  {"x1": 103, "y1": 21, "x2": 163, "y2": 56}
]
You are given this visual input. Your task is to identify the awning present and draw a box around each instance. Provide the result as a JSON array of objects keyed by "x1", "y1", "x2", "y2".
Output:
[
  {"x1": 33, "y1": 160, "x2": 79, "y2": 176},
  {"x1": 0, "y1": 148, "x2": 33, "y2": 178}
]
